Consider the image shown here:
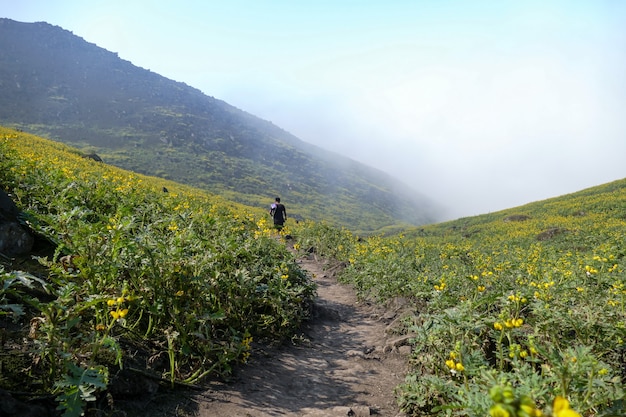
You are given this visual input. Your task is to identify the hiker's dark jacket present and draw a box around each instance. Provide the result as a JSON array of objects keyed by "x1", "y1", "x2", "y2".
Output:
[{"x1": 271, "y1": 203, "x2": 286, "y2": 225}]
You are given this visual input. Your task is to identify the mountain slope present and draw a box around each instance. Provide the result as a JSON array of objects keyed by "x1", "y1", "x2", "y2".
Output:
[{"x1": 0, "y1": 18, "x2": 439, "y2": 232}]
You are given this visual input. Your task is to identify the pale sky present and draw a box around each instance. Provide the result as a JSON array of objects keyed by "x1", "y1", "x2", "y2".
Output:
[{"x1": 3, "y1": 1, "x2": 626, "y2": 220}]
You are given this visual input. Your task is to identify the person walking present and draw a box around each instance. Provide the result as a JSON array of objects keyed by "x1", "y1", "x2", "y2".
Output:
[{"x1": 269, "y1": 197, "x2": 287, "y2": 230}]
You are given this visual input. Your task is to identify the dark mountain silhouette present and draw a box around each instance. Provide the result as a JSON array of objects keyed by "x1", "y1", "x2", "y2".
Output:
[{"x1": 0, "y1": 18, "x2": 440, "y2": 231}]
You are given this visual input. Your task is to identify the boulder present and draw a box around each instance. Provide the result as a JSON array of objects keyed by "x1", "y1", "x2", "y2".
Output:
[
  {"x1": 0, "y1": 188, "x2": 19, "y2": 221},
  {"x1": 0, "y1": 189, "x2": 34, "y2": 256},
  {"x1": 0, "y1": 222, "x2": 34, "y2": 256},
  {"x1": 0, "y1": 389, "x2": 51, "y2": 417},
  {"x1": 503, "y1": 214, "x2": 531, "y2": 222},
  {"x1": 83, "y1": 152, "x2": 103, "y2": 162}
]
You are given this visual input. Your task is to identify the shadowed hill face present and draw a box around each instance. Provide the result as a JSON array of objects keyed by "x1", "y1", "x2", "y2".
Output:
[{"x1": 0, "y1": 18, "x2": 440, "y2": 231}]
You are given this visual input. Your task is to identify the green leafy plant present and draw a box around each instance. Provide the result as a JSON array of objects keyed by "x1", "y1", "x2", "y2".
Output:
[
  {"x1": 0, "y1": 127, "x2": 316, "y2": 415},
  {"x1": 292, "y1": 181, "x2": 626, "y2": 416},
  {"x1": 55, "y1": 363, "x2": 108, "y2": 417}
]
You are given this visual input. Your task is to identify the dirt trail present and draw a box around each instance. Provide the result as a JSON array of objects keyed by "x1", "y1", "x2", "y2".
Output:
[
  {"x1": 186, "y1": 252, "x2": 410, "y2": 417},
  {"x1": 122, "y1": 252, "x2": 412, "y2": 417}
]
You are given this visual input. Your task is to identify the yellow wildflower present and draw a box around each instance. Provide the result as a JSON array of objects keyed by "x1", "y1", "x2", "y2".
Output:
[
  {"x1": 110, "y1": 308, "x2": 129, "y2": 320},
  {"x1": 520, "y1": 403, "x2": 543, "y2": 417},
  {"x1": 552, "y1": 396, "x2": 581, "y2": 417},
  {"x1": 490, "y1": 404, "x2": 511, "y2": 417}
]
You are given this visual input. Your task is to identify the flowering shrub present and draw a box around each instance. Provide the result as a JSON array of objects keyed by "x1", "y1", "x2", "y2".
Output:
[
  {"x1": 0, "y1": 128, "x2": 315, "y2": 415},
  {"x1": 293, "y1": 180, "x2": 626, "y2": 416}
]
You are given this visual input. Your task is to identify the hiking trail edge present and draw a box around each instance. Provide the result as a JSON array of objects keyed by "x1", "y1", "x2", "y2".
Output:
[{"x1": 128, "y1": 250, "x2": 412, "y2": 417}]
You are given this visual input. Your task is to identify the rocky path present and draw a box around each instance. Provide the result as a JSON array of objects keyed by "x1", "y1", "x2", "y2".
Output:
[
  {"x1": 187, "y1": 253, "x2": 411, "y2": 417},
  {"x1": 128, "y1": 252, "x2": 412, "y2": 417}
]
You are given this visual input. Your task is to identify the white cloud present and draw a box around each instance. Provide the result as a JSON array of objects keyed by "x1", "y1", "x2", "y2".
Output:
[{"x1": 2, "y1": 0, "x2": 625, "y2": 220}]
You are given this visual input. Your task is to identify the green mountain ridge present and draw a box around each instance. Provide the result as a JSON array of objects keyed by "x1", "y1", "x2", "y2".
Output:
[{"x1": 0, "y1": 18, "x2": 440, "y2": 232}]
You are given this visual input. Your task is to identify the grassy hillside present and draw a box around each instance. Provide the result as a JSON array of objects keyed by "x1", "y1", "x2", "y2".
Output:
[
  {"x1": 293, "y1": 179, "x2": 626, "y2": 416},
  {"x1": 0, "y1": 127, "x2": 315, "y2": 415},
  {"x1": 3, "y1": 125, "x2": 623, "y2": 416},
  {"x1": 0, "y1": 18, "x2": 439, "y2": 233}
]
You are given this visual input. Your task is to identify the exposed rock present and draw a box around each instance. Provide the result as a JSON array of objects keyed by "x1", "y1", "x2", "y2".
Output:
[
  {"x1": 83, "y1": 152, "x2": 103, "y2": 162},
  {"x1": 0, "y1": 189, "x2": 33, "y2": 256},
  {"x1": 0, "y1": 188, "x2": 19, "y2": 221},
  {"x1": 0, "y1": 222, "x2": 34, "y2": 256},
  {"x1": 397, "y1": 345, "x2": 413, "y2": 356},
  {"x1": 300, "y1": 405, "x2": 372, "y2": 416},
  {"x1": 386, "y1": 334, "x2": 415, "y2": 351},
  {"x1": 503, "y1": 214, "x2": 531, "y2": 222},
  {"x1": 0, "y1": 389, "x2": 52, "y2": 417},
  {"x1": 536, "y1": 227, "x2": 568, "y2": 241},
  {"x1": 349, "y1": 406, "x2": 372, "y2": 416},
  {"x1": 299, "y1": 406, "x2": 352, "y2": 416}
]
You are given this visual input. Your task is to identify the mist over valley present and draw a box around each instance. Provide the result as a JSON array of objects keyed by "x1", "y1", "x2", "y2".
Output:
[{"x1": 0, "y1": 18, "x2": 441, "y2": 232}]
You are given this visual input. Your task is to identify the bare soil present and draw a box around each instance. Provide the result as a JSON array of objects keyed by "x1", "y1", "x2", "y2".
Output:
[{"x1": 125, "y1": 252, "x2": 412, "y2": 417}]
